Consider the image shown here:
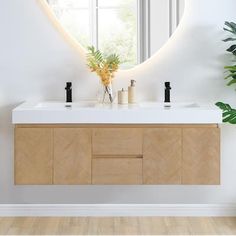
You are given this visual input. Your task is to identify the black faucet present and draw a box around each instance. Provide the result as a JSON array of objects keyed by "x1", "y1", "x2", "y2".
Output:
[
  {"x1": 65, "y1": 82, "x2": 72, "y2": 103},
  {"x1": 164, "y1": 82, "x2": 171, "y2": 103}
]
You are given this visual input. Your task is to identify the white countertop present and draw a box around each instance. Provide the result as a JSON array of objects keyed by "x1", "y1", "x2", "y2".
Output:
[{"x1": 12, "y1": 101, "x2": 222, "y2": 124}]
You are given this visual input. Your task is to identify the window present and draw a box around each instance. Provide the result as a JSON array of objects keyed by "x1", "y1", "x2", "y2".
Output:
[{"x1": 47, "y1": 0, "x2": 149, "y2": 68}]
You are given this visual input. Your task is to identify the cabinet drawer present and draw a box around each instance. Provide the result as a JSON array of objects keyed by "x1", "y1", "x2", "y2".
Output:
[
  {"x1": 92, "y1": 128, "x2": 143, "y2": 155},
  {"x1": 92, "y1": 159, "x2": 143, "y2": 184}
]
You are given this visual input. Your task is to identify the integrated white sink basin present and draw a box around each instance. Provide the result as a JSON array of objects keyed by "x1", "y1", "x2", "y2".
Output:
[
  {"x1": 35, "y1": 101, "x2": 96, "y2": 109},
  {"x1": 140, "y1": 102, "x2": 200, "y2": 109},
  {"x1": 12, "y1": 101, "x2": 222, "y2": 124}
]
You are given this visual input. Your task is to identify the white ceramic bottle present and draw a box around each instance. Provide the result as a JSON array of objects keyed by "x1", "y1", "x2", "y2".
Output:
[{"x1": 128, "y1": 80, "x2": 137, "y2": 104}]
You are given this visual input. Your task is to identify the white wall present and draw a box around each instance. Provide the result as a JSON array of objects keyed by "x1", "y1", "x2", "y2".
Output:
[{"x1": 0, "y1": 0, "x2": 236, "y2": 204}]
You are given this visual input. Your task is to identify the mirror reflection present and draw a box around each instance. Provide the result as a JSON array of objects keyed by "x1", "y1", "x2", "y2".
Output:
[{"x1": 46, "y1": 0, "x2": 184, "y2": 69}]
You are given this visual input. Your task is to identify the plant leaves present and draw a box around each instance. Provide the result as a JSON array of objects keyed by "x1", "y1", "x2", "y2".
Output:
[
  {"x1": 216, "y1": 102, "x2": 232, "y2": 111},
  {"x1": 227, "y1": 79, "x2": 236, "y2": 86},
  {"x1": 223, "y1": 113, "x2": 236, "y2": 123},
  {"x1": 223, "y1": 37, "x2": 236, "y2": 42},
  {"x1": 215, "y1": 102, "x2": 236, "y2": 124},
  {"x1": 224, "y1": 73, "x2": 236, "y2": 80},
  {"x1": 227, "y1": 45, "x2": 236, "y2": 53},
  {"x1": 86, "y1": 45, "x2": 120, "y2": 76},
  {"x1": 224, "y1": 21, "x2": 236, "y2": 34},
  {"x1": 224, "y1": 65, "x2": 236, "y2": 85},
  {"x1": 223, "y1": 28, "x2": 234, "y2": 34},
  {"x1": 221, "y1": 21, "x2": 236, "y2": 108},
  {"x1": 224, "y1": 65, "x2": 236, "y2": 70},
  {"x1": 87, "y1": 46, "x2": 105, "y2": 67},
  {"x1": 106, "y1": 54, "x2": 120, "y2": 67},
  {"x1": 229, "y1": 22, "x2": 236, "y2": 30}
]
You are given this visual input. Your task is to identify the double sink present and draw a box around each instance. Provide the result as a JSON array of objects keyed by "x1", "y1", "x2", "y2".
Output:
[{"x1": 12, "y1": 101, "x2": 222, "y2": 124}]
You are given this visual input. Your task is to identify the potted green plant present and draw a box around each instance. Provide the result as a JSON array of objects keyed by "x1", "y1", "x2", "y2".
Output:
[{"x1": 216, "y1": 22, "x2": 236, "y2": 124}]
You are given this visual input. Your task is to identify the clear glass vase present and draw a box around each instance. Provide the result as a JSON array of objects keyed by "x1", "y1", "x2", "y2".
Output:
[{"x1": 97, "y1": 81, "x2": 115, "y2": 104}]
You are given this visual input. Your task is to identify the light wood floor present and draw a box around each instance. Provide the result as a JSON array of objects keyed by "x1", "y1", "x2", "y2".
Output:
[{"x1": 0, "y1": 217, "x2": 236, "y2": 235}]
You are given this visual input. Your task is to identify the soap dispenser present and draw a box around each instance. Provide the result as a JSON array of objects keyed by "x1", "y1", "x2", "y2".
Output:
[{"x1": 128, "y1": 80, "x2": 137, "y2": 104}]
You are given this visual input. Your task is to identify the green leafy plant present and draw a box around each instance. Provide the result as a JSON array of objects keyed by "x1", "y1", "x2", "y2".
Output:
[
  {"x1": 223, "y1": 22, "x2": 236, "y2": 87},
  {"x1": 87, "y1": 46, "x2": 105, "y2": 69},
  {"x1": 223, "y1": 22, "x2": 236, "y2": 41},
  {"x1": 216, "y1": 102, "x2": 236, "y2": 124},
  {"x1": 216, "y1": 22, "x2": 236, "y2": 124},
  {"x1": 87, "y1": 46, "x2": 120, "y2": 87}
]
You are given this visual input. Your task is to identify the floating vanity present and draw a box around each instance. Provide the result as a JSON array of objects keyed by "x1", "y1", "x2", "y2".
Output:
[{"x1": 12, "y1": 101, "x2": 222, "y2": 185}]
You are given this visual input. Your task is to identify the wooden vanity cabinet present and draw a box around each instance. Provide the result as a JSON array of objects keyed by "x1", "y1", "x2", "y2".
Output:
[{"x1": 14, "y1": 125, "x2": 220, "y2": 185}]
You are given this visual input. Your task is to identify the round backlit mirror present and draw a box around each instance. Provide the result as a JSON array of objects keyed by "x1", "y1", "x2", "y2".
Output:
[{"x1": 41, "y1": 0, "x2": 185, "y2": 69}]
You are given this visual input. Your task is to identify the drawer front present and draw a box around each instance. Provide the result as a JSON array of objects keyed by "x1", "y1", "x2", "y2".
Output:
[
  {"x1": 92, "y1": 128, "x2": 143, "y2": 155},
  {"x1": 92, "y1": 158, "x2": 143, "y2": 184}
]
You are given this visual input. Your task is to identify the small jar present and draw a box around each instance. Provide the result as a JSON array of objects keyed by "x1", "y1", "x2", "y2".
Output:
[{"x1": 118, "y1": 88, "x2": 128, "y2": 105}]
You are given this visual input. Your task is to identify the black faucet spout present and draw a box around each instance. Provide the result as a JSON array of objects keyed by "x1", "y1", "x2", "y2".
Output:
[
  {"x1": 164, "y1": 82, "x2": 171, "y2": 103},
  {"x1": 65, "y1": 82, "x2": 72, "y2": 103}
]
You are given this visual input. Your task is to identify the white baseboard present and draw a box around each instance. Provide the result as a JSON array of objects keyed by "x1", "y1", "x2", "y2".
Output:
[{"x1": 0, "y1": 204, "x2": 236, "y2": 217}]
